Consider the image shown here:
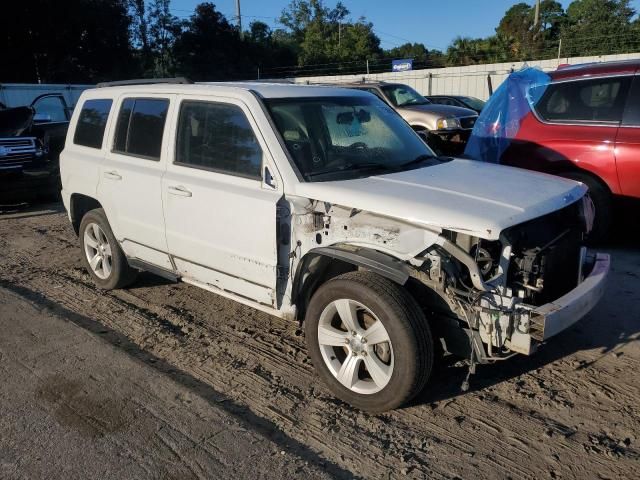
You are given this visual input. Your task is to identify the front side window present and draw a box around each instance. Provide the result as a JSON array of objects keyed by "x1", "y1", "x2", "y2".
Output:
[
  {"x1": 113, "y1": 98, "x2": 169, "y2": 160},
  {"x1": 381, "y1": 84, "x2": 430, "y2": 107},
  {"x1": 73, "y1": 99, "x2": 113, "y2": 149},
  {"x1": 267, "y1": 95, "x2": 441, "y2": 182},
  {"x1": 175, "y1": 101, "x2": 262, "y2": 179},
  {"x1": 534, "y1": 77, "x2": 631, "y2": 123}
]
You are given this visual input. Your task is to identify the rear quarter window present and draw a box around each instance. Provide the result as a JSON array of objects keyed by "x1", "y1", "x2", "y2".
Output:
[
  {"x1": 533, "y1": 76, "x2": 631, "y2": 124},
  {"x1": 73, "y1": 99, "x2": 113, "y2": 149}
]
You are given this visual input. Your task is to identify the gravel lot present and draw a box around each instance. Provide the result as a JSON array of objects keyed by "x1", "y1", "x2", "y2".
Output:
[{"x1": 0, "y1": 202, "x2": 639, "y2": 479}]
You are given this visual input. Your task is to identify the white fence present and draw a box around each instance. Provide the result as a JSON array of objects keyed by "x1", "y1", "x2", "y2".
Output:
[
  {"x1": 0, "y1": 83, "x2": 92, "y2": 108},
  {"x1": 292, "y1": 52, "x2": 640, "y2": 100}
]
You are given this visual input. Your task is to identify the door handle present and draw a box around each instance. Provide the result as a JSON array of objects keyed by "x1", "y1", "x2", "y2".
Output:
[
  {"x1": 103, "y1": 170, "x2": 122, "y2": 181},
  {"x1": 167, "y1": 185, "x2": 192, "y2": 197}
]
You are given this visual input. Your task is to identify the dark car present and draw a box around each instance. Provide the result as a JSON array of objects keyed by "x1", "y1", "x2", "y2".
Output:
[
  {"x1": 426, "y1": 95, "x2": 486, "y2": 113},
  {"x1": 0, "y1": 93, "x2": 71, "y2": 203}
]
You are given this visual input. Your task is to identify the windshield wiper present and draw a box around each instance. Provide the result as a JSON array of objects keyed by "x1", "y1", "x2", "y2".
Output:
[
  {"x1": 397, "y1": 154, "x2": 442, "y2": 169},
  {"x1": 306, "y1": 162, "x2": 393, "y2": 178}
]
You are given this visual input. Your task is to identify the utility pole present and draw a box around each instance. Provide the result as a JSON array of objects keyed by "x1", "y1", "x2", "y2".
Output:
[
  {"x1": 533, "y1": 0, "x2": 540, "y2": 27},
  {"x1": 236, "y1": 0, "x2": 243, "y2": 39}
]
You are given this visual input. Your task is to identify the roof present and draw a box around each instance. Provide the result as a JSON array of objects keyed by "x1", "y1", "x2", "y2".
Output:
[
  {"x1": 83, "y1": 81, "x2": 370, "y2": 99},
  {"x1": 550, "y1": 59, "x2": 640, "y2": 81}
]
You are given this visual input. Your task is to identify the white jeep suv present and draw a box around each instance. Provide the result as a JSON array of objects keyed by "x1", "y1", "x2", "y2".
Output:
[{"x1": 60, "y1": 79, "x2": 609, "y2": 412}]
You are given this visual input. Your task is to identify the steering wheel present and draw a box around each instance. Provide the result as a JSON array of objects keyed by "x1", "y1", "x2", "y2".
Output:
[{"x1": 349, "y1": 142, "x2": 368, "y2": 150}]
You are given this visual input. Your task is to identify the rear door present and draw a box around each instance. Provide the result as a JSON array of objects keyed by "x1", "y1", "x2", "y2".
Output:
[
  {"x1": 615, "y1": 74, "x2": 640, "y2": 198},
  {"x1": 98, "y1": 94, "x2": 174, "y2": 269},
  {"x1": 161, "y1": 95, "x2": 282, "y2": 306}
]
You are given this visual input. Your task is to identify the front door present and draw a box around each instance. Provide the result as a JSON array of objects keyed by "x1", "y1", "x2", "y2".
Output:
[
  {"x1": 162, "y1": 95, "x2": 282, "y2": 306},
  {"x1": 98, "y1": 94, "x2": 174, "y2": 269}
]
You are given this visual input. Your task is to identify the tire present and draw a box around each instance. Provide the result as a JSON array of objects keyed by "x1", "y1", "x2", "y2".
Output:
[
  {"x1": 304, "y1": 271, "x2": 433, "y2": 412},
  {"x1": 560, "y1": 171, "x2": 612, "y2": 243},
  {"x1": 79, "y1": 208, "x2": 137, "y2": 290}
]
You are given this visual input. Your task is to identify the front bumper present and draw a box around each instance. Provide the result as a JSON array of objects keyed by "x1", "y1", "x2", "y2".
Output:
[
  {"x1": 505, "y1": 252, "x2": 610, "y2": 355},
  {"x1": 529, "y1": 252, "x2": 610, "y2": 341}
]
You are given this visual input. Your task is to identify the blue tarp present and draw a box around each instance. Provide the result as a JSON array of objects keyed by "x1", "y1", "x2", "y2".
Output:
[{"x1": 464, "y1": 67, "x2": 551, "y2": 164}]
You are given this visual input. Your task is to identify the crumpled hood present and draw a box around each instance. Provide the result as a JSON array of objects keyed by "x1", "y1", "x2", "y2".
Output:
[
  {"x1": 293, "y1": 159, "x2": 586, "y2": 240},
  {"x1": 398, "y1": 103, "x2": 477, "y2": 118}
]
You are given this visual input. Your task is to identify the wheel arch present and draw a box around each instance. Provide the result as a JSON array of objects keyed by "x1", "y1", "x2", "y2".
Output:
[
  {"x1": 70, "y1": 193, "x2": 103, "y2": 235},
  {"x1": 292, "y1": 246, "x2": 412, "y2": 322},
  {"x1": 556, "y1": 167, "x2": 613, "y2": 195}
]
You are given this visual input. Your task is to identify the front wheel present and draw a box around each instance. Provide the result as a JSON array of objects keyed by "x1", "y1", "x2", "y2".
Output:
[{"x1": 305, "y1": 271, "x2": 433, "y2": 412}]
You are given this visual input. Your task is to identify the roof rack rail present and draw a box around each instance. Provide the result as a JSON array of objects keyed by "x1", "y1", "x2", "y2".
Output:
[{"x1": 96, "y1": 77, "x2": 193, "y2": 88}]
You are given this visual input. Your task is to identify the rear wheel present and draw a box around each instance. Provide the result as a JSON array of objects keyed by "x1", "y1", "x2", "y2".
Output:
[
  {"x1": 79, "y1": 208, "x2": 137, "y2": 290},
  {"x1": 305, "y1": 271, "x2": 433, "y2": 412},
  {"x1": 560, "y1": 171, "x2": 612, "y2": 243}
]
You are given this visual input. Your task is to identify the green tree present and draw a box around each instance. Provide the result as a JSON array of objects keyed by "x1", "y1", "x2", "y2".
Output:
[
  {"x1": 278, "y1": 0, "x2": 381, "y2": 70},
  {"x1": 245, "y1": 21, "x2": 297, "y2": 77},
  {"x1": 562, "y1": 0, "x2": 637, "y2": 55},
  {"x1": 0, "y1": 0, "x2": 136, "y2": 82},
  {"x1": 147, "y1": 0, "x2": 181, "y2": 76},
  {"x1": 173, "y1": 3, "x2": 249, "y2": 80}
]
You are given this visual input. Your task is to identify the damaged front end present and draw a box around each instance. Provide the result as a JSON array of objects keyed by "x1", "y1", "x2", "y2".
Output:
[
  {"x1": 287, "y1": 189, "x2": 608, "y2": 380},
  {"x1": 418, "y1": 195, "x2": 608, "y2": 365}
]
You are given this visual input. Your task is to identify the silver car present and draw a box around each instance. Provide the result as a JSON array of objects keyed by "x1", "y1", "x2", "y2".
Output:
[{"x1": 340, "y1": 81, "x2": 478, "y2": 154}]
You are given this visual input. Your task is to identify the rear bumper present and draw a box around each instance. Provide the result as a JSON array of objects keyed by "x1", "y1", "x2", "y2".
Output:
[{"x1": 529, "y1": 252, "x2": 610, "y2": 341}]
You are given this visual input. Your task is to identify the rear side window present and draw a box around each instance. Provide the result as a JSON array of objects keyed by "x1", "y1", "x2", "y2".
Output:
[
  {"x1": 534, "y1": 76, "x2": 631, "y2": 123},
  {"x1": 73, "y1": 99, "x2": 113, "y2": 149},
  {"x1": 175, "y1": 101, "x2": 262, "y2": 179},
  {"x1": 113, "y1": 98, "x2": 169, "y2": 160}
]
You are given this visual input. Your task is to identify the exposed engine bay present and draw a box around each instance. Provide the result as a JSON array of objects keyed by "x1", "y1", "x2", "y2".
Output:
[{"x1": 414, "y1": 197, "x2": 594, "y2": 364}]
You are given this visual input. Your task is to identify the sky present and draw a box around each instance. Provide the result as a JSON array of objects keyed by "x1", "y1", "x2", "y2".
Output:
[{"x1": 171, "y1": 0, "x2": 640, "y2": 51}]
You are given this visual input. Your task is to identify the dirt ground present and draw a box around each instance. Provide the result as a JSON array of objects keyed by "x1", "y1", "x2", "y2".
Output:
[{"x1": 0, "y1": 202, "x2": 639, "y2": 480}]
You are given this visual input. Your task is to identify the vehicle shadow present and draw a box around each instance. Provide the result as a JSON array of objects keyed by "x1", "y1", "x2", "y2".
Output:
[
  {"x1": 0, "y1": 200, "x2": 65, "y2": 219},
  {"x1": 127, "y1": 271, "x2": 177, "y2": 289}
]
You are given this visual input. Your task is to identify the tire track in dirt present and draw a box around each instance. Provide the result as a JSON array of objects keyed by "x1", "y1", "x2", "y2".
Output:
[{"x1": 1, "y1": 209, "x2": 638, "y2": 479}]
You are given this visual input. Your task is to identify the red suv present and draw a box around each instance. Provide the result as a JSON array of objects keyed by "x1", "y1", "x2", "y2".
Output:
[{"x1": 498, "y1": 60, "x2": 640, "y2": 239}]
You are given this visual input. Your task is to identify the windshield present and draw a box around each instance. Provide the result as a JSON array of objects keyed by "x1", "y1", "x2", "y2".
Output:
[
  {"x1": 381, "y1": 84, "x2": 430, "y2": 107},
  {"x1": 266, "y1": 96, "x2": 440, "y2": 182},
  {"x1": 461, "y1": 96, "x2": 486, "y2": 111}
]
